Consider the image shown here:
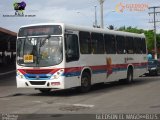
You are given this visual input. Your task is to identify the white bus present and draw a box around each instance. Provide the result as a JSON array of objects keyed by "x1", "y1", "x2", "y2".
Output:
[{"x1": 16, "y1": 23, "x2": 147, "y2": 93}]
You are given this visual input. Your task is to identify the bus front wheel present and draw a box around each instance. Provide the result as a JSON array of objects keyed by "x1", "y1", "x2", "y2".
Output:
[
  {"x1": 79, "y1": 72, "x2": 91, "y2": 93},
  {"x1": 38, "y1": 88, "x2": 51, "y2": 93}
]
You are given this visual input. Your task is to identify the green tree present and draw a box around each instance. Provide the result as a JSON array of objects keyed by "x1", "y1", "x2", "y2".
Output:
[{"x1": 144, "y1": 30, "x2": 154, "y2": 52}]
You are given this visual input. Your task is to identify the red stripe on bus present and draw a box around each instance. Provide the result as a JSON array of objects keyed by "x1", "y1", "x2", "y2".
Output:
[
  {"x1": 18, "y1": 69, "x2": 60, "y2": 74},
  {"x1": 64, "y1": 67, "x2": 82, "y2": 73},
  {"x1": 18, "y1": 62, "x2": 147, "y2": 75}
]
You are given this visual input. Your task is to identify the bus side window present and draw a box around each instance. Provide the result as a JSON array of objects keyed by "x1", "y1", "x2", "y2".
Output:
[
  {"x1": 126, "y1": 37, "x2": 134, "y2": 54},
  {"x1": 65, "y1": 34, "x2": 79, "y2": 62},
  {"x1": 134, "y1": 37, "x2": 141, "y2": 54},
  {"x1": 91, "y1": 33, "x2": 104, "y2": 54},
  {"x1": 116, "y1": 36, "x2": 125, "y2": 54},
  {"x1": 104, "y1": 34, "x2": 116, "y2": 54},
  {"x1": 79, "y1": 31, "x2": 91, "y2": 54},
  {"x1": 141, "y1": 38, "x2": 146, "y2": 54}
]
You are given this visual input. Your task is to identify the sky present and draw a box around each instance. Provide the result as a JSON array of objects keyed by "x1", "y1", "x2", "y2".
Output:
[{"x1": 0, "y1": 0, "x2": 160, "y2": 33}]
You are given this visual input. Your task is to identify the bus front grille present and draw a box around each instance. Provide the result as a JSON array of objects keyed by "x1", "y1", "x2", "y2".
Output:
[{"x1": 29, "y1": 81, "x2": 46, "y2": 85}]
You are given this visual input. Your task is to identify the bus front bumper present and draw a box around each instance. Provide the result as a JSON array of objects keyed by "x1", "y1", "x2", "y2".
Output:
[{"x1": 16, "y1": 77, "x2": 65, "y2": 89}]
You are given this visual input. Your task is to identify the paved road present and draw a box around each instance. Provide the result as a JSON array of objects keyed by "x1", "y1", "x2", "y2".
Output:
[{"x1": 0, "y1": 73, "x2": 160, "y2": 119}]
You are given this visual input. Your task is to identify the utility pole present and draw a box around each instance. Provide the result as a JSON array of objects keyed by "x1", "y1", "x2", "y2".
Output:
[
  {"x1": 98, "y1": 0, "x2": 105, "y2": 28},
  {"x1": 93, "y1": 6, "x2": 98, "y2": 28},
  {"x1": 148, "y1": 6, "x2": 160, "y2": 59}
]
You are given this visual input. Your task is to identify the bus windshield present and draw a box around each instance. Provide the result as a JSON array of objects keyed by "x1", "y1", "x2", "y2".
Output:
[{"x1": 17, "y1": 36, "x2": 63, "y2": 67}]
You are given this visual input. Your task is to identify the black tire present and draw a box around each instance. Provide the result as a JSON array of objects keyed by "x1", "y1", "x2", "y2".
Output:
[
  {"x1": 126, "y1": 68, "x2": 133, "y2": 83},
  {"x1": 79, "y1": 72, "x2": 91, "y2": 93},
  {"x1": 38, "y1": 88, "x2": 51, "y2": 93}
]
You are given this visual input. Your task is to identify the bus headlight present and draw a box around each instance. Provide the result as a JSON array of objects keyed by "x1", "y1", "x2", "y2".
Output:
[
  {"x1": 17, "y1": 70, "x2": 24, "y2": 79},
  {"x1": 51, "y1": 69, "x2": 64, "y2": 79}
]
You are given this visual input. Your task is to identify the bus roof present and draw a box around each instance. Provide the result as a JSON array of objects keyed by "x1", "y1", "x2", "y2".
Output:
[{"x1": 20, "y1": 23, "x2": 145, "y2": 38}]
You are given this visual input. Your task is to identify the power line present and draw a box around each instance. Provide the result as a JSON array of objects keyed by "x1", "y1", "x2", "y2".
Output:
[{"x1": 148, "y1": 6, "x2": 160, "y2": 59}]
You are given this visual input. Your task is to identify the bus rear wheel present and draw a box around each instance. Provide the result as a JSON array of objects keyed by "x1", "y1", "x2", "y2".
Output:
[
  {"x1": 126, "y1": 68, "x2": 133, "y2": 83},
  {"x1": 79, "y1": 72, "x2": 91, "y2": 93}
]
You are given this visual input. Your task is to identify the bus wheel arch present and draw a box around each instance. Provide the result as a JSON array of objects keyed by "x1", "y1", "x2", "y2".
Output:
[{"x1": 79, "y1": 68, "x2": 92, "y2": 93}]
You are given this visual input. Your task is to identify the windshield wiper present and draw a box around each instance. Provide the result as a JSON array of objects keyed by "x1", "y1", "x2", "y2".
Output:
[
  {"x1": 40, "y1": 35, "x2": 51, "y2": 47},
  {"x1": 23, "y1": 36, "x2": 28, "y2": 56}
]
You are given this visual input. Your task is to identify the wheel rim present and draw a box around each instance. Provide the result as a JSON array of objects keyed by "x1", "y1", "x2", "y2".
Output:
[
  {"x1": 128, "y1": 71, "x2": 133, "y2": 82},
  {"x1": 129, "y1": 74, "x2": 132, "y2": 82},
  {"x1": 80, "y1": 73, "x2": 91, "y2": 93},
  {"x1": 82, "y1": 77, "x2": 89, "y2": 87}
]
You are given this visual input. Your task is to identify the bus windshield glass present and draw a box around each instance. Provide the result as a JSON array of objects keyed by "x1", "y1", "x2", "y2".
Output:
[
  {"x1": 18, "y1": 25, "x2": 62, "y2": 37},
  {"x1": 17, "y1": 36, "x2": 63, "y2": 67}
]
